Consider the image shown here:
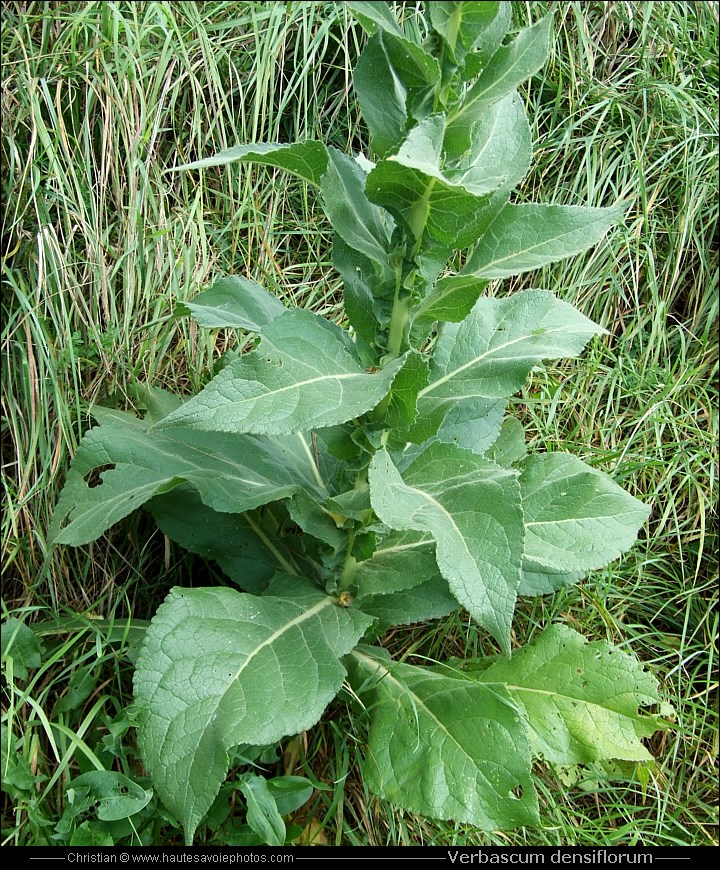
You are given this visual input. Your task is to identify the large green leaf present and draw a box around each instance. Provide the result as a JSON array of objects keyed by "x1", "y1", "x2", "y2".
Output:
[
  {"x1": 429, "y1": 1, "x2": 501, "y2": 61},
  {"x1": 477, "y1": 624, "x2": 669, "y2": 765},
  {"x1": 353, "y1": 32, "x2": 408, "y2": 158},
  {"x1": 409, "y1": 275, "x2": 488, "y2": 344},
  {"x1": 445, "y1": 16, "x2": 552, "y2": 155},
  {"x1": 357, "y1": 576, "x2": 459, "y2": 627},
  {"x1": 175, "y1": 276, "x2": 285, "y2": 330},
  {"x1": 172, "y1": 140, "x2": 328, "y2": 187},
  {"x1": 50, "y1": 407, "x2": 324, "y2": 546},
  {"x1": 148, "y1": 488, "x2": 288, "y2": 593},
  {"x1": 365, "y1": 114, "x2": 504, "y2": 248},
  {"x1": 436, "y1": 396, "x2": 506, "y2": 453},
  {"x1": 332, "y1": 235, "x2": 392, "y2": 350},
  {"x1": 415, "y1": 290, "x2": 605, "y2": 428},
  {"x1": 369, "y1": 444, "x2": 523, "y2": 654},
  {"x1": 354, "y1": 529, "x2": 437, "y2": 598},
  {"x1": 462, "y1": 203, "x2": 625, "y2": 279},
  {"x1": 443, "y1": 89, "x2": 532, "y2": 224},
  {"x1": 155, "y1": 309, "x2": 405, "y2": 436},
  {"x1": 519, "y1": 452, "x2": 651, "y2": 578},
  {"x1": 321, "y1": 149, "x2": 394, "y2": 270},
  {"x1": 346, "y1": 2, "x2": 440, "y2": 89},
  {"x1": 347, "y1": 646, "x2": 539, "y2": 828},
  {"x1": 134, "y1": 575, "x2": 373, "y2": 843}
]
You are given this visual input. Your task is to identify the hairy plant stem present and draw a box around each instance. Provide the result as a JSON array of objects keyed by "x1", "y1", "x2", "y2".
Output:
[
  {"x1": 410, "y1": 180, "x2": 435, "y2": 259},
  {"x1": 338, "y1": 466, "x2": 373, "y2": 591},
  {"x1": 387, "y1": 259, "x2": 409, "y2": 360},
  {"x1": 372, "y1": 259, "x2": 409, "y2": 425},
  {"x1": 338, "y1": 528, "x2": 358, "y2": 591}
]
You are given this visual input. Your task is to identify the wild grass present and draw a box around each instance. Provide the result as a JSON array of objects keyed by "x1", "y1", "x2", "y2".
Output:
[{"x1": 2, "y1": 0, "x2": 717, "y2": 847}]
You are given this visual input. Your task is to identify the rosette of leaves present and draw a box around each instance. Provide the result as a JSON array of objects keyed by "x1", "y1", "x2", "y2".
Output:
[{"x1": 51, "y1": 2, "x2": 670, "y2": 844}]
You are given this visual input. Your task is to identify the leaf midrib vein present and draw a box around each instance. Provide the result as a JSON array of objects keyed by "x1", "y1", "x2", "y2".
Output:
[
  {"x1": 417, "y1": 327, "x2": 575, "y2": 399},
  {"x1": 161, "y1": 594, "x2": 334, "y2": 814},
  {"x1": 190, "y1": 370, "x2": 372, "y2": 417},
  {"x1": 352, "y1": 649, "x2": 506, "y2": 802},
  {"x1": 472, "y1": 211, "x2": 611, "y2": 273},
  {"x1": 486, "y1": 681, "x2": 649, "y2": 716}
]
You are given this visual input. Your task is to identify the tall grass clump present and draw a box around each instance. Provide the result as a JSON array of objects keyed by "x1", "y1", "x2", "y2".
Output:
[{"x1": 2, "y1": 0, "x2": 717, "y2": 847}]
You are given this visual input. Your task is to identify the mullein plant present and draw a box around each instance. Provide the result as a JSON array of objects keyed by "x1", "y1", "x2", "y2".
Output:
[{"x1": 52, "y1": 2, "x2": 671, "y2": 844}]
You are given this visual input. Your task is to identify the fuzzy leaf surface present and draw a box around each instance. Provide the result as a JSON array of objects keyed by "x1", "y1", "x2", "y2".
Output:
[
  {"x1": 384, "y1": 351, "x2": 430, "y2": 431},
  {"x1": 321, "y1": 149, "x2": 394, "y2": 270},
  {"x1": 416, "y1": 290, "x2": 605, "y2": 429},
  {"x1": 463, "y1": 203, "x2": 624, "y2": 279},
  {"x1": 172, "y1": 141, "x2": 328, "y2": 186},
  {"x1": 175, "y1": 276, "x2": 285, "y2": 330},
  {"x1": 487, "y1": 417, "x2": 527, "y2": 467},
  {"x1": 369, "y1": 444, "x2": 523, "y2": 654},
  {"x1": 357, "y1": 576, "x2": 459, "y2": 627},
  {"x1": 519, "y1": 452, "x2": 651, "y2": 576},
  {"x1": 346, "y1": 3, "x2": 440, "y2": 88},
  {"x1": 134, "y1": 576, "x2": 373, "y2": 843},
  {"x1": 478, "y1": 624, "x2": 668, "y2": 765},
  {"x1": 332, "y1": 236, "x2": 393, "y2": 356},
  {"x1": 435, "y1": 397, "x2": 506, "y2": 454},
  {"x1": 353, "y1": 32, "x2": 408, "y2": 157},
  {"x1": 50, "y1": 408, "x2": 324, "y2": 546},
  {"x1": 443, "y1": 90, "x2": 532, "y2": 230},
  {"x1": 518, "y1": 563, "x2": 584, "y2": 598},
  {"x1": 429, "y1": 1, "x2": 501, "y2": 60},
  {"x1": 287, "y1": 490, "x2": 345, "y2": 552},
  {"x1": 459, "y1": 90, "x2": 531, "y2": 188},
  {"x1": 354, "y1": 529, "x2": 437, "y2": 598},
  {"x1": 445, "y1": 16, "x2": 552, "y2": 154},
  {"x1": 410, "y1": 275, "x2": 487, "y2": 344},
  {"x1": 347, "y1": 646, "x2": 538, "y2": 828},
  {"x1": 464, "y1": 1, "x2": 513, "y2": 73},
  {"x1": 155, "y1": 309, "x2": 405, "y2": 436}
]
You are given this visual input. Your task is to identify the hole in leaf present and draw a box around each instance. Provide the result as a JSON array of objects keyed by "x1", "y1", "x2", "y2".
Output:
[
  {"x1": 510, "y1": 784, "x2": 524, "y2": 800},
  {"x1": 639, "y1": 702, "x2": 660, "y2": 716},
  {"x1": 83, "y1": 464, "x2": 115, "y2": 488}
]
